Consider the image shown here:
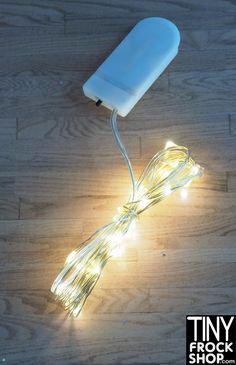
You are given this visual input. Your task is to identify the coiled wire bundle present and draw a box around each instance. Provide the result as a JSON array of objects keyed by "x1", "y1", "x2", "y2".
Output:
[{"x1": 51, "y1": 110, "x2": 203, "y2": 317}]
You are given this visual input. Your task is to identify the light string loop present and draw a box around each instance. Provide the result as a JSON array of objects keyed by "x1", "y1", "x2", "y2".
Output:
[{"x1": 51, "y1": 141, "x2": 203, "y2": 317}]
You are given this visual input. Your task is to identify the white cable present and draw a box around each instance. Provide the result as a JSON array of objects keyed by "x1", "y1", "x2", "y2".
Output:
[
  {"x1": 51, "y1": 142, "x2": 203, "y2": 316},
  {"x1": 110, "y1": 109, "x2": 136, "y2": 201}
]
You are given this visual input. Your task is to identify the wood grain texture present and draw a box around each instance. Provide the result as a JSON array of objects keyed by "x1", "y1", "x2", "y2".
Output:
[{"x1": 1, "y1": 0, "x2": 236, "y2": 364}]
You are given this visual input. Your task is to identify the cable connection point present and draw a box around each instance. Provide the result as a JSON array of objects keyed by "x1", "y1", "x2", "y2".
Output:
[{"x1": 96, "y1": 99, "x2": 102, "y2": 107}]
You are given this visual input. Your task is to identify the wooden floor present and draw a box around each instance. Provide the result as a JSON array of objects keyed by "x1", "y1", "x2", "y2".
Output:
[{"x1": 1, "y1": 1, "x2": 236, "y2": 364}]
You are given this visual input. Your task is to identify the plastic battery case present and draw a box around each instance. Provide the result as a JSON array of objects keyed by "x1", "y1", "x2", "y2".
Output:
[{"x1": 83, "y1": 17, "x2": 180, "y2": 117}]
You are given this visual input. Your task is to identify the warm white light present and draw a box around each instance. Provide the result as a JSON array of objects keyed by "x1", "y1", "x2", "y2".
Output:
[
  {"x1": 165, "y1": 140, "x2": 176, "y2": 149},
  {"x1": 111, "y1": 245, "x2": 124, "y2": 257},
  {"x1": 137, "y1": 185, "x2": 148, "y2": 199},
  {"x1": 139, "y1": 197, "x2": 149, "y2": 209},
  {"x1": 129, "y1": 220, "x2": 136, "y2": 231},
  {"x1": 191, "y1": 165, "x2": 200, "y2": 175},
  {"x1": 125, "y1": 220, "x2": 137, "y2": 240},
  {"x1": 66, "y1": 250, "x2": 77, "y2": 264},
  {"x1": 185, "y1": 179, "x2": 192, "y2": 187},
  {"x1": 110, "y1": 232, "x2": 123, "y2": 244},
  {"x1": 163, "y1": 184, "x2": 171, "y2": 196},
  {"x1": 73, "y1": 305, "x2": 82, "y2": 317},
  {"x1": 92, "y1": 265, "x2": 101, "y2": 275},
  {"x1": 113, "y1": 214, "x2": 119, "y2": 222},
  {"x1": 170, "y1": 160, "x2": 179, "y2": 168},
  {"x1": 180, "y1": 188, "x2": 188, "y2": 200},
  {"x1": 160, "y1": 169, "x2": 170, "y2": 179},
  {"x1": 55, "y1": 282, "x2": 66, "y2": 295},
  {"x1": 51, "y1": 143, "x2": 203, "y2": 317}
]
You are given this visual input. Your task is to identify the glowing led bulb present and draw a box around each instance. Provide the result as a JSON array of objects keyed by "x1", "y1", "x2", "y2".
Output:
[
  {"x1": 110, "y1": 232, "x2": 123, "y2": 244},
  {"x1": 163, "y1": 184, "x2": 171, "y2": 196},
  {"x1": 165, "y1": 140, "x2": 176, "y2": 149},
  {"x1": 129, "y1": 220, "x2": 136, "y2": 231},
  {"x1": 139, "y1": 197, "x2": 149, "y2": 209},
  {"x1": 185, "y1": 180, "x2": 192, "y2": 187},
  {"x1": 170, "y1": 160, "x2": 179, "y2": 168},
  {"x1": 180, "y1": 188, "x2": 188, "y2": 200},
  {"x1": 138, "y1": 185, "x2": 147, "y2": 193},
  {"x1": 66, "y1": 250, "x2": 77, "y2": 264},
  {"x1": 113, "y1": 214, "x2": 119, "y2": 222},
  {"x1": 51, "y1": 143, "x2": 203, "y2": 317},
  {"x1": 73, "y1": 305, "x2": 82, "y2": 317},
  {"x1": 160, "y1": 169, "x2": 170, "y2": 179},
  {"x1": 55, "y1": 282, "x2": 66, "y2": 296},
  {"x1": 125, "y1": 219, "x2": 137, "y2": 240},
  {"x1": 92, "y1": 265, "x2": 101, "y2": 275},
  {"x1": 111, "y1": 245, "x2": 124, "y2": 257},
  {"x1": 191, "y1": 165, "x2": 200, "y2": 175},
  {"x1": 137, "y1": 185, "x2": 148, "y2": 199}
]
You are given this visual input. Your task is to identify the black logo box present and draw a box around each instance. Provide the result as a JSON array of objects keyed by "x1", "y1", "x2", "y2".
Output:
[{"x1": 186, "y1": 315, "x2": 236, "y2": 365}]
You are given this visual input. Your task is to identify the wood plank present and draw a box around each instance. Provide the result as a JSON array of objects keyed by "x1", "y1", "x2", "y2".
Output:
[
  {"x1": 0, "y1": 48, "x2": 236, "y2": 77},
  {"x1": 0, "y1": 73, "x2": 168, "y2": 98},
  {"x1": 65, "y1": 26, "x2": 236, "y2": 52},
  {"x1": 0, "y1": 118, "x2": 16, "y2": 142},
  {"x1": 0, "y1": 34, "x2": 117, "y2": 58},
  {"x1": 0, "y1": 25, "x2": 64, "y2": 37},
  {"x1": 66, "y1": 14, "x2": 236, "y2": 34},
  {"x1": 14, "y1": 164, "x2": 227, "y2": 200},
  {"x1": 227, "y1": 172, "x2": 236, "y2": 192},
  {"x1": 0, "y1": 71, "x2": 234, "y2": 120},
  {"x1": 3, "y1": 244, "x2": 236, "y2": 270},
  {"x1": 0, "y1": 1, "x2": 64, "y2": 26},
  {"x1": 0, "y1": 141, "x2": 15, "y2": 172},
  {"x1": 139, "y1": 247, "x2": 236, "y2": 264},
  {"x1": 155, "y1": 236, "x2": 236, "y2": 250},
  {"x1": 0, "y1": 312, "x2": 188, "y2": 364},
  {"x1": 15, "y1": 168, "x2": 133, "y2": 198},
  {"x1": 0, "y1": 177, "x2": 18, "y2": 220},
  {"x1": 181, "y1": 29, "x2": 236, "y2": 50},
  {"x1": 83, "y1": 213, "x2": 236, "y2": 239},
  {"x1": 99, "y1": 262, "x2": 236, "y2": 289},
  {"x1": 169, "y1": 69, "x2": 236, "y2": 94},
  {"x1": 0, "y1": 83, "x2": 235, "y2": 119},
  {"x1": 0, "y1": 75, "x2": 82, "y2": 97},
  {"x1": 1, "y1": 216, "x2": 236, "y2": 290},
  {"x1": 0, "y1": 219, "x2": 83, "y2": 241},
  {"x1": 64, "y1": 0, "x2": 236, "y2": 16},
  {"x1": 19, "y1": 188, "x2": 232, "y2": 219},
  {"x1": 0, "y1": 287, "x2": 235, "y2": 316},
  {"x1": 229, "y1": 113, "x2": 236, "y2": 136},
  {"x1": 1, "y1": 234, "x2": 235, "y2": 254},
  {"x1": 136, "y1": 117, "x2": 229, "y2": 139},
  {"x1": 172, "y1": 48, "x2": 236, "y2": 72},
  {"x1": 1, "y1": 261, "x2": 236, "y2": 290},
  {"x1": 17, "y1": 112, "x2": 228, "y2": 139},
  {"x1": 0, "y1": 1, "x2": 64, "y2": 36},
  {"x1": 1, "y1": 0, "x2": 230, "y2": 37},
  {"x1": 20, "y1": 195, "x2": 125, "y2": 219},
  {"x1": 149, "y1": 287, "x2": 236, "y2": 314},
  {"x1": 15, "y1": 136, "x2": 140, "y2": 165},
  {"x1": 17, "y1": 115, "x2": 115, "y2": 139},
  {"x1": 140, "y1": 135, "x2": 236, "y2": 171},
  {"x1": 65, "y1": 0, "x2": 236, "y2": 33}
]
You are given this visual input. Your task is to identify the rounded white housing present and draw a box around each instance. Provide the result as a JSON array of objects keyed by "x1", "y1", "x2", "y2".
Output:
[{"x1": 83, "y1": 17, "x2": 180, "y2": 117}]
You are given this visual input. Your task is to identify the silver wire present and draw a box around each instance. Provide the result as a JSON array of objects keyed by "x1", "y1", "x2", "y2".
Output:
[
  {"x1": 51, "y1": 144, "x2": 203, "y2": 316},
  {"x1": 110, "y1": 109, "x2": 136, "y2": 201}
]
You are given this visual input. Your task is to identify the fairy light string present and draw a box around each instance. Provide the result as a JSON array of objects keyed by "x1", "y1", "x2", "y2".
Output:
[{"x1": 51, "y1": 134, "x2": 203, "y2": 317}]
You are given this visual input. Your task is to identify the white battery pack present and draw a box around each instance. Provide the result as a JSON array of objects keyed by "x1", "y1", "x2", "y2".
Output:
[{"x1": 83, "y1": 17, "x2": 180, "y2": 117}]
